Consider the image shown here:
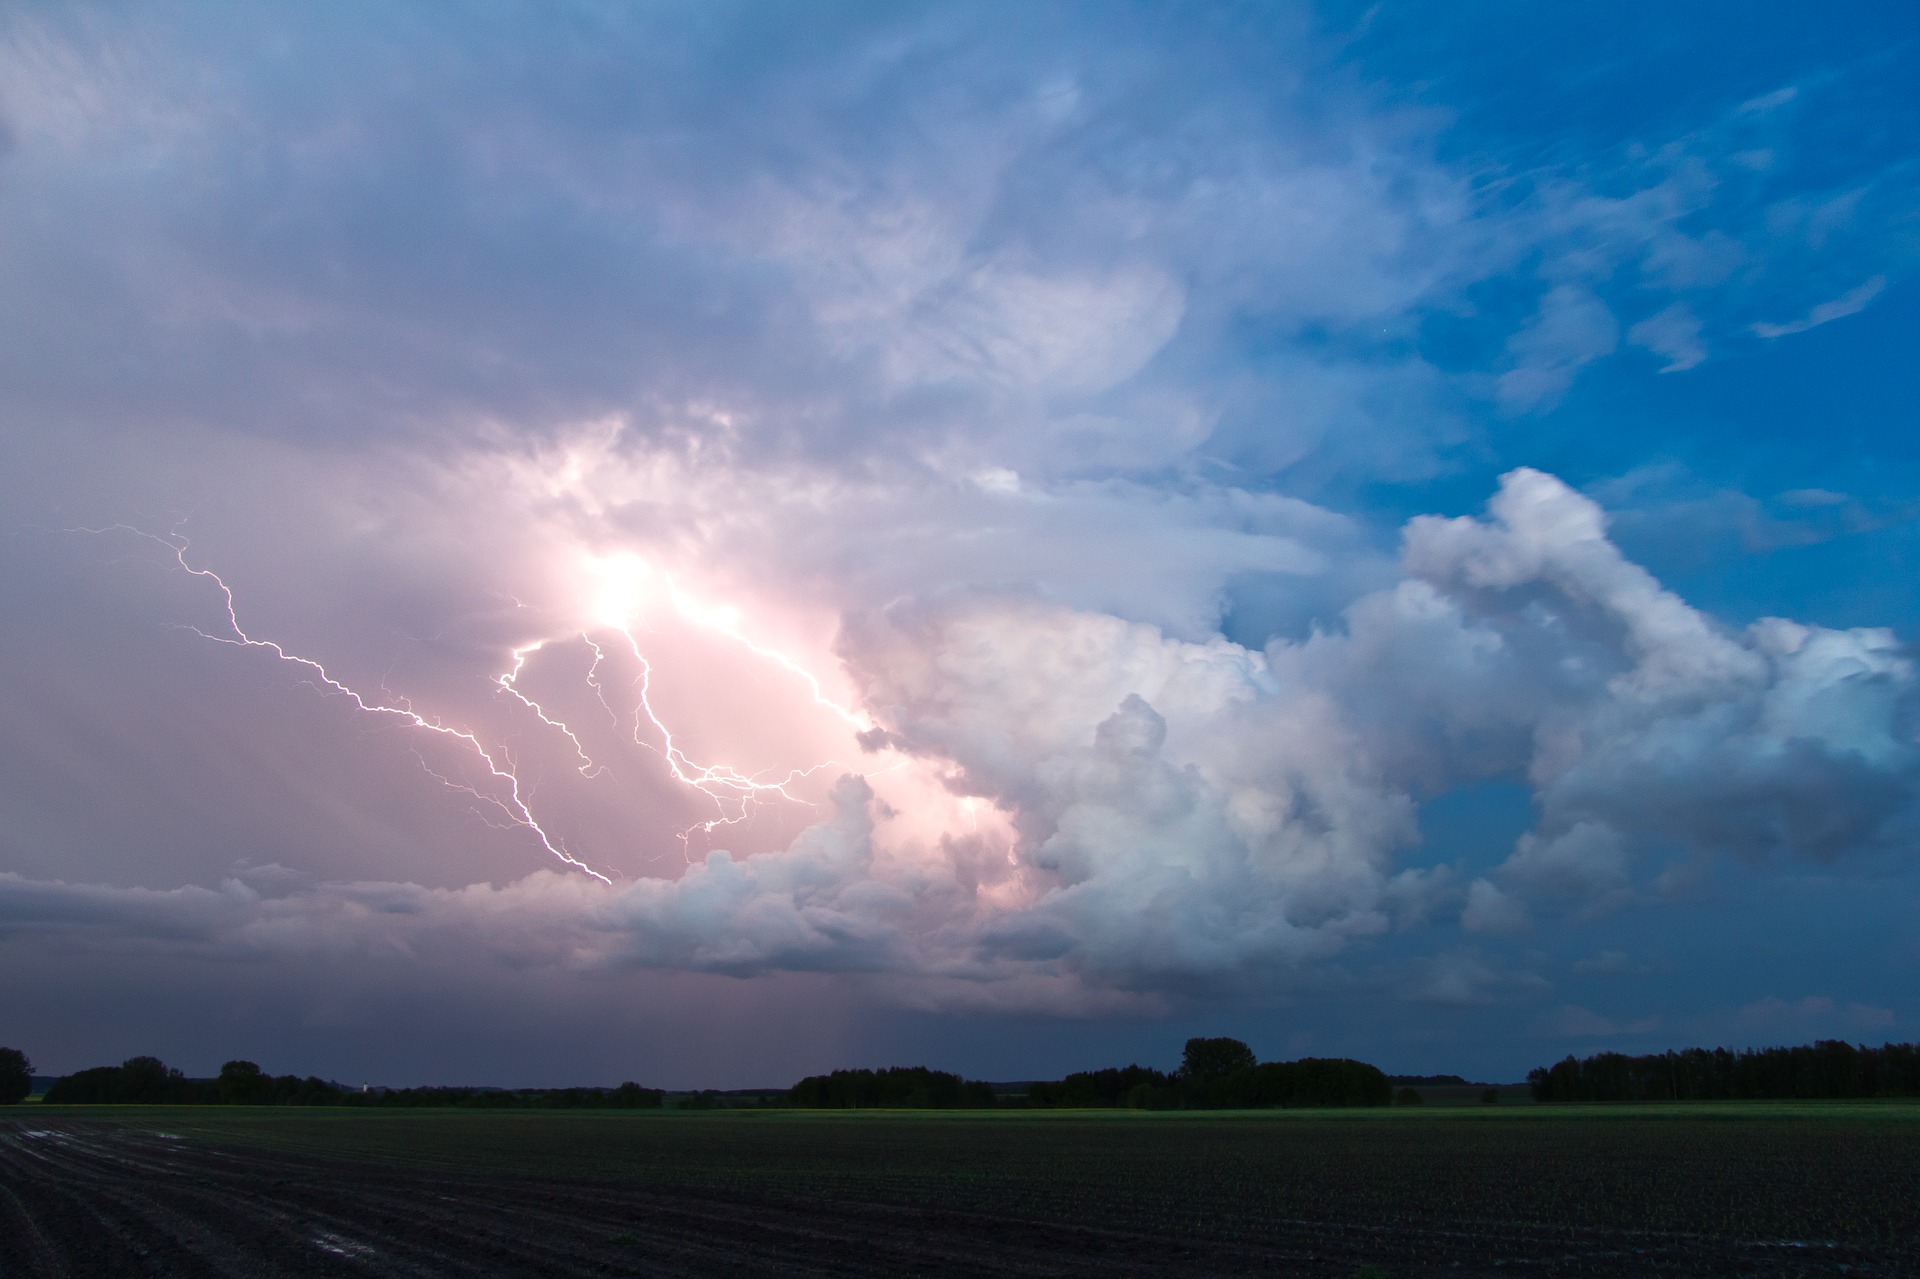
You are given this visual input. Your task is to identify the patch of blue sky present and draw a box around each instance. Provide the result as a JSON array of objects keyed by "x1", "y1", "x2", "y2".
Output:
[{"x1": 1285, "y1": 0, "x2": 1920, "y2": 636}]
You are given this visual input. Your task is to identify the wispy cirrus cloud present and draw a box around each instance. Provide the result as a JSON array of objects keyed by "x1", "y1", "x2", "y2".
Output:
[{"x1": 1750, "y1": 274, "x2": 1887, "y2": 338}]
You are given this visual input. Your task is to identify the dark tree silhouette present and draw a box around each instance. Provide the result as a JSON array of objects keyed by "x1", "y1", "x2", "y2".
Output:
[
  {"x1": 42, "y1": 1056, "x2": 218, "y2": 1105},
  {"x1": 218, "y1": 1060, "x2": 272, "y2": 1104},
  {"x1": 43, "y1": 1066, "x2": 124, "y2": 1104},
  {"x1": 788, "y1": 1066, "x2": 996, "y2": 1109},
  {"x1": 37, "y1": 1057, "x2": 663, "y2": 1109},
  {"x1": 0, "y1": 1047, "x2": 30, "y2": 1105},
  {"x1": 119, "y1": 1056, "x2": 180, "y2": 1104},
  {"x1": 1208, "y1": 1058, "x2": 1394, "y2": 1108},
  {"x1": 1528, "y1": 1040, "x2": 1920, "y2": 1102},
  {"x1": 1027, "y1": 1065, "x2": 1170, "y2": 1108},
  {"x1": 1180, "y1": 1037, "x2": 1256, "y2": 1081},
  {"x1": 1023, "y1": 1043, "x2": 1391, "y2": 1110}
]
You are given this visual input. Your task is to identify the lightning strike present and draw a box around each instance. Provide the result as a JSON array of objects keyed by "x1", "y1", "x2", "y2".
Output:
[
  {"x1": 585, "y1": 553, "x2": 873, "y2": 731},
  {"x1": 574, "y1": 549, "x2": 891, "y2": 848},
  {"x1": 612, "y1": 623, "x2": 839, "y2": 849},
  {"x1": 582, "y1": 635, "x2": 622, "y2": 729},
  {"x1": 88, "y1": 525, "x2": 614, "y2": 884},
  {"x1": 497, "y1": 641, "x2": 604, "y2": 776},
  {"x1": 88, "y1": 526, "x2": 889, "y2": 880}
]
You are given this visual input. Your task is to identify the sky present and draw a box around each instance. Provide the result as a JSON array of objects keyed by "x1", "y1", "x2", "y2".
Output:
[{"x1": 0, "y1": 1, "x2": 1915, "y2": 1089}]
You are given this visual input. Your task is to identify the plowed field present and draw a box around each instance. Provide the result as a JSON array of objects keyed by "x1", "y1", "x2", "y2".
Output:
[{"x1": 2, "y1": 1107, "x2": 1914, "y2": 1276}]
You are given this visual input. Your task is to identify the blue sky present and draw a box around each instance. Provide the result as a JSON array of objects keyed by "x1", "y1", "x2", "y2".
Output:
[
  {"x1": 1335, "y1": 2, "x2": 1919, "y2": 629},
  {"x1": 0, "y1": 1, "x2": 1914, "y2": 1087}
]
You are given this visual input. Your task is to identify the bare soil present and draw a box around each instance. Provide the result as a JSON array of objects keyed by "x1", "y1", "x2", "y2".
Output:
[{"x1": 0, "y1": 1112, "x2": 1910, "y2": 1277}]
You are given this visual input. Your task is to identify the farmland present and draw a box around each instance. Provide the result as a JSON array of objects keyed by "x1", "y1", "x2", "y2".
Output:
[{"x1": 3, "y1": 1105, "x2": 1916, "y2": 1276}]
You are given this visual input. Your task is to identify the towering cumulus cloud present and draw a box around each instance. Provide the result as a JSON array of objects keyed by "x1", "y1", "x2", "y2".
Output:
[
  {"x1": 812, "y1": 466, "x2": 1912, "y2": 992},
  {"x1": 1403, "y1": 473, "x2": 1916, "y2": 868}
]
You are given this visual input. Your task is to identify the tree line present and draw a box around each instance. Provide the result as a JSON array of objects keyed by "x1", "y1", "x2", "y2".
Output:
[
  {"x1": 21, "y1": 1038, "x2": 1920, "y2": 1110},
  {"x1": 787, "y1": 1065, "x2": 998, "y2": 1108},
  {"x1": 11, "y1": 1037, "x2": 1392, "y2": 1110},
  {"x1": 1026, "y1": 1038, "x2": 1391, "y2": 1109},
  {"x1": 788, "y1": 1039, "x2": 1392, "y2": 1109},
  {"x1": 30, "y1": 1056, "x2": 665, "y2": 1108},
  {"x1": 1528, "y1": 1040, "x2": 1920, "y2": 1102}
]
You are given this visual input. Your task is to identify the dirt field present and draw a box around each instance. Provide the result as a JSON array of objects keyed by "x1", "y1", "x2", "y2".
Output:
[{"x1": 2, "y1": 1106, "x2": 1914, "y2": 1276}]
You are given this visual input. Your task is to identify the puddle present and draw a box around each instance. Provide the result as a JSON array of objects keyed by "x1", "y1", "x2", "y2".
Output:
[{"x1": 312, "y1": 1231, "x2": 379, "y2": 1260}]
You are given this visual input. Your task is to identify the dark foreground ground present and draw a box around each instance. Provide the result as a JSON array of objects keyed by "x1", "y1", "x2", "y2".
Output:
[{"x1": 2, "y1": 1105, "x2": 1915, "y2": 1277}]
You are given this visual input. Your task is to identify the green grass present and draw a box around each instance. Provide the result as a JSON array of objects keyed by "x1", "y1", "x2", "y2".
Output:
[{"x1": 27, "y1": 1095, "x2": 1920, "y2": 1149}]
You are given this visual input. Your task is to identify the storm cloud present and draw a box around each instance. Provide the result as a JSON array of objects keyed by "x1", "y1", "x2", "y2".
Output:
[{"x1": 1, "y1": 1, "x2": 1914, "y2": 1083}]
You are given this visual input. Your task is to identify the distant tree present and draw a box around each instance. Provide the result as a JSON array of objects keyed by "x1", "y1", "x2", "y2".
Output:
[
  {"x1": 1025, "y1": 1053, "x2": 1389, "y2": 1111},
  {"x1": 43, "y1": 1066, "x2": 123, "y2": 1104},
  {"x1": 788, "y1": 1066, "x2": 996, "y2": 1109},
  {"x1": 1212, "y1": 1058, "x2": 1393, "y2": 1109},
  {"x1": 1127, "y1": 1080, "x2": 1180, "y2": 1109},
  {"x1": 120, "y1": 1056, "x2": 181, "y2": 1104},
  {"x1": 218, "y1": 1060, "x2": 272, "y2": 1104},
  {"x1": 0, "y1": 1047, "x2": 30, "y2": 1105},
  {"x1": 1528, "y1": 1040, "x2": 1920, "y2": 1103},
  {"x1": 1395, "y1": 1087, "x2": 1423, "y2": 1106},
  {"x1": 1180, "y1": 1037, "x2": 1256, "y2": 1081},
  {"x1": 610, "y1": 1081, "x2": 665, "y2": 1109},
  {"x1": 1480, "y1": 1088, "x2": 1501, "y2": 1105},
  {"x1": 1027, "y1": 1065, "x2": 1170, "y2": 1108}
]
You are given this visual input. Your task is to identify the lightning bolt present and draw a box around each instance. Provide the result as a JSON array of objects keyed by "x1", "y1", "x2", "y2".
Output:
[
  {"x1": 577, "y1": 550, "x2": 882, "y2": 850},
  {"x1": 582, "y1": 635, "x2": 622, "y2": 729},
  {"x1": 653, "y1": 581, "x2": 869, "y2": 731},
  {"x1": 84, "y1": 525, "x2": 614, "y2": 883},
  {"x1": 84, "y1": 526, "x2": 883, "y2": 880},
  {"x1": 497, "y1": 640, "x2": 604, "y2": 777},
  {"x1": 609, "y1": 624, "x2": 840, "y2": 849}
]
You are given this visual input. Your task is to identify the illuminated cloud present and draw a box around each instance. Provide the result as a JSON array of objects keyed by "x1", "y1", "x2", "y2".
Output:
[{"x1": 5, "y1": 463, "x2": 1910, "y2": 1017}]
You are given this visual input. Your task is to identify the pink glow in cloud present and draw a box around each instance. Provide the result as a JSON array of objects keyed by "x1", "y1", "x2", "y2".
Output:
[{"x1": 35, "y1": 455, "x2": 1905, "y2": 1018}]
